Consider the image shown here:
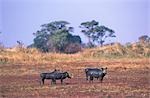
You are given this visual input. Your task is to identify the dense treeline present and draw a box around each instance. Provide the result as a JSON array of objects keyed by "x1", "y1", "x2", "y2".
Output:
[
  {"x1": 1, "y1": 21, "x2": 149, "y2": 54},
  {"x1": 28, "y1": 21, "x2": 82, "y2": 53},
  {"x1": 28, "y1": 20, "x2": 116, "y2": 53}
]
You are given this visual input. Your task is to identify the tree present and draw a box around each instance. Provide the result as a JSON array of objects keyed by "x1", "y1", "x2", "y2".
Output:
[
  {"x1": 17, "y1": 40, "x2": 24, "y2": 48},
  {"x1": 80, "y1": 20, "x2": 116, "y2": 47},
  {"x1": 48, "y1": 29, "x2": 70, "y2": 52},
  {"x1": 47, "y1": 29, "x2": 82, "y2": 53},
  {"x1": 138, "y1": 35, "x2": 150, "y2": 43},
  {"x1": 31, "y1": 21, "x2": 82, "y2": 53},
  {"x1": 33, "y1": 31, "x2": 49, "y2": 52},
  {"x1": 80, "y1": 20, "x2": 98, "y2": 46}
]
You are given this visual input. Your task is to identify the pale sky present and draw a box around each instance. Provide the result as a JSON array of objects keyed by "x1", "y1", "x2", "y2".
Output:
[{"x1": 0, "y1": 0, "x2": 149, "y2": 47}]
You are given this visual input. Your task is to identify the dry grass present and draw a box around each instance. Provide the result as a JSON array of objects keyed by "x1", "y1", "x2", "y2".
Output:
[{"x1": 0, "y1": 42, "x2": 149, "y2": 65}]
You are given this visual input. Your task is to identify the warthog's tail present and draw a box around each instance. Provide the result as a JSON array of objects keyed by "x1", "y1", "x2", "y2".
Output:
[{"x1": 85, "y1": 69, "x2": 89, "y2": 80}]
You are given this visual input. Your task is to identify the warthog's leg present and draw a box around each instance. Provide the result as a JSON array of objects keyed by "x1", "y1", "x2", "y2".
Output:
[
  {"x1": 51, "y1": 79, "x2": 56, "y2": 85},
  {"x1": 51, "y1": 79, "x2": 54, "y2": 85},
  {"x1": 89, "y1": 76, "x2": 93, "y2": 83},
  {"x1": 100, "y1": 74, "x2": 106, "y2": 83},
  {"x1": 86, "y1": 74, "x2": 88, "y2": 80},
  {"x1": 101, "y1": 76, "x2": 104, "y2": 83},
  {"x1": 97, "y1": 77, "x2": 99, "y2": 80},
  {"x1": 54, "y1": 80, "x2": 56, "y2": 84},
  {"x1": 98, "y1": 76, "x2": 101, "y2": 82},
  {"x1": 85, "y1": 70, "x2": 88, "y2": 80},
  {"x1": 41, "y1": 78, "x2": 45, "y2": 85},
  {"x1": 61, "y1": 79, "x2": 63, "y2": 84},
  {"x1": 54, "y1": 79, "x2": 56, "y2": 84}
]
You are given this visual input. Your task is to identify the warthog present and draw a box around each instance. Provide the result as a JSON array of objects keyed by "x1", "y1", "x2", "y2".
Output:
[
  {"x1": 85, "y1": 68, "x2": 103, "y2": 80},
  {"x1": 85, "y1": 67, "x2": 107, "y2": 82},
  {"x1": 40, "y1": 70, "x2": 71, "y2": 85},
  {"x1": 40, "y1": 69, "x2": 59, "y2": 85}
]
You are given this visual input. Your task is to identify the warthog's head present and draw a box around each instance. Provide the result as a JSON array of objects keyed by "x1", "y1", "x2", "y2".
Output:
[
  {"x1": 64, "y1": 72, "x2": 71, "y2": 79},
  {"x1": 101, "y1": 67, "x2": 107, "y2": 75}
]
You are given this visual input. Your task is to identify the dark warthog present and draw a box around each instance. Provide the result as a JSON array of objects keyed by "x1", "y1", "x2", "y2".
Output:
[
  {"x1": 40, "y1": 71, "x2": 71, "y2": 85},
  {"x1": 85, "y1": 67, "x2": 107, "y2": 82},
  {"x1": 40, "y1": 69, "x2": 59, "y2": 85},
  {"x1": 85, "y1": 68, "x2": 103, "y2": 80}
]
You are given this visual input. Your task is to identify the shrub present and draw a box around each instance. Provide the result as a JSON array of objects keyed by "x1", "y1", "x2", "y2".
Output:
[{"x1": 64, "y1": 43, "x2": 81, "y2": 54}]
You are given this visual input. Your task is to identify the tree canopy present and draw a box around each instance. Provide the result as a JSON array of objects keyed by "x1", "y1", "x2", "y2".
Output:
[
  {"x1": 30, "y1": 21, "x2": 81, "y2": 53},
  {"x1": 80, "y1": 20, "x2": 116, "y2": 47},
  {"x1": 29, "y1": 20, "x2": 117, "y2": 53},
  {"x1": 138, "y1": 35, "x2": 150, "y2": 43}
]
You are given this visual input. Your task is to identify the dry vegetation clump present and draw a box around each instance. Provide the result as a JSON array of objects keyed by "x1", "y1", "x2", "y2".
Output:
[
  {"x1": 81, "y1": 42, "x2": 150, "y2": 58},
  {"x1": 130, "y1": 42, "x2": 150, "y2": 57},
  {"x1": 82, "y1": 43, "x2": 126, "y2": 58}
]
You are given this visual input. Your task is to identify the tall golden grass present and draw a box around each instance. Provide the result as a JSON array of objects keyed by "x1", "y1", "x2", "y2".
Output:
[{"x1": 0, "y1": 42, "x2": 149, "y2": 65}]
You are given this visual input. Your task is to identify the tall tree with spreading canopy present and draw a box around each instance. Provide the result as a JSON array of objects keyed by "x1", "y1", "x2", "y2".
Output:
[
  {"x1": 30, "y1": 21, "x2": 81, "y2": 53},
  {"x1": 138, "y1": 35, "x2": 150, "y2": 43},
  {"x1": 80, "y1": 20, "x2": 116, "y2": 47}
]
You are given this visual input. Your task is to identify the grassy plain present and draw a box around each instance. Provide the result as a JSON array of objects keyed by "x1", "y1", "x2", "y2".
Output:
[{"x1": 0, "y1": 43, "x2": 150, "y2": 98}]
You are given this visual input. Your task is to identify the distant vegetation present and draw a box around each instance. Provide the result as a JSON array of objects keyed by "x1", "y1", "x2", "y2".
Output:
[
  {"x1": 28, "y1": 21, "x2": 81, "y2": 53},
  {"x1": 0, "y1": 36, "x2": 149, "y2": 64},
  {"x1": 28, "y1": 20, "x2": 116, "y2": 53},
  {"x1": 80, "y1": 20, "x2": 116, "y2": 47},
  {"x1": 0, "y1": 21, "x2": 150, "y2": 64}
]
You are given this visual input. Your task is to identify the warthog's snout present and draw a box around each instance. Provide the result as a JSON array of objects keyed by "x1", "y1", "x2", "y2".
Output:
[{"x1": 68, "y1": 75, "x2": 71, "y2": 79}]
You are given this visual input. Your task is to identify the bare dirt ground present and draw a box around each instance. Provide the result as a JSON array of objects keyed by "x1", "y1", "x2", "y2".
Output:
[{"x1": 0, "y1": 59, "x2": 150, "y2": 98}]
